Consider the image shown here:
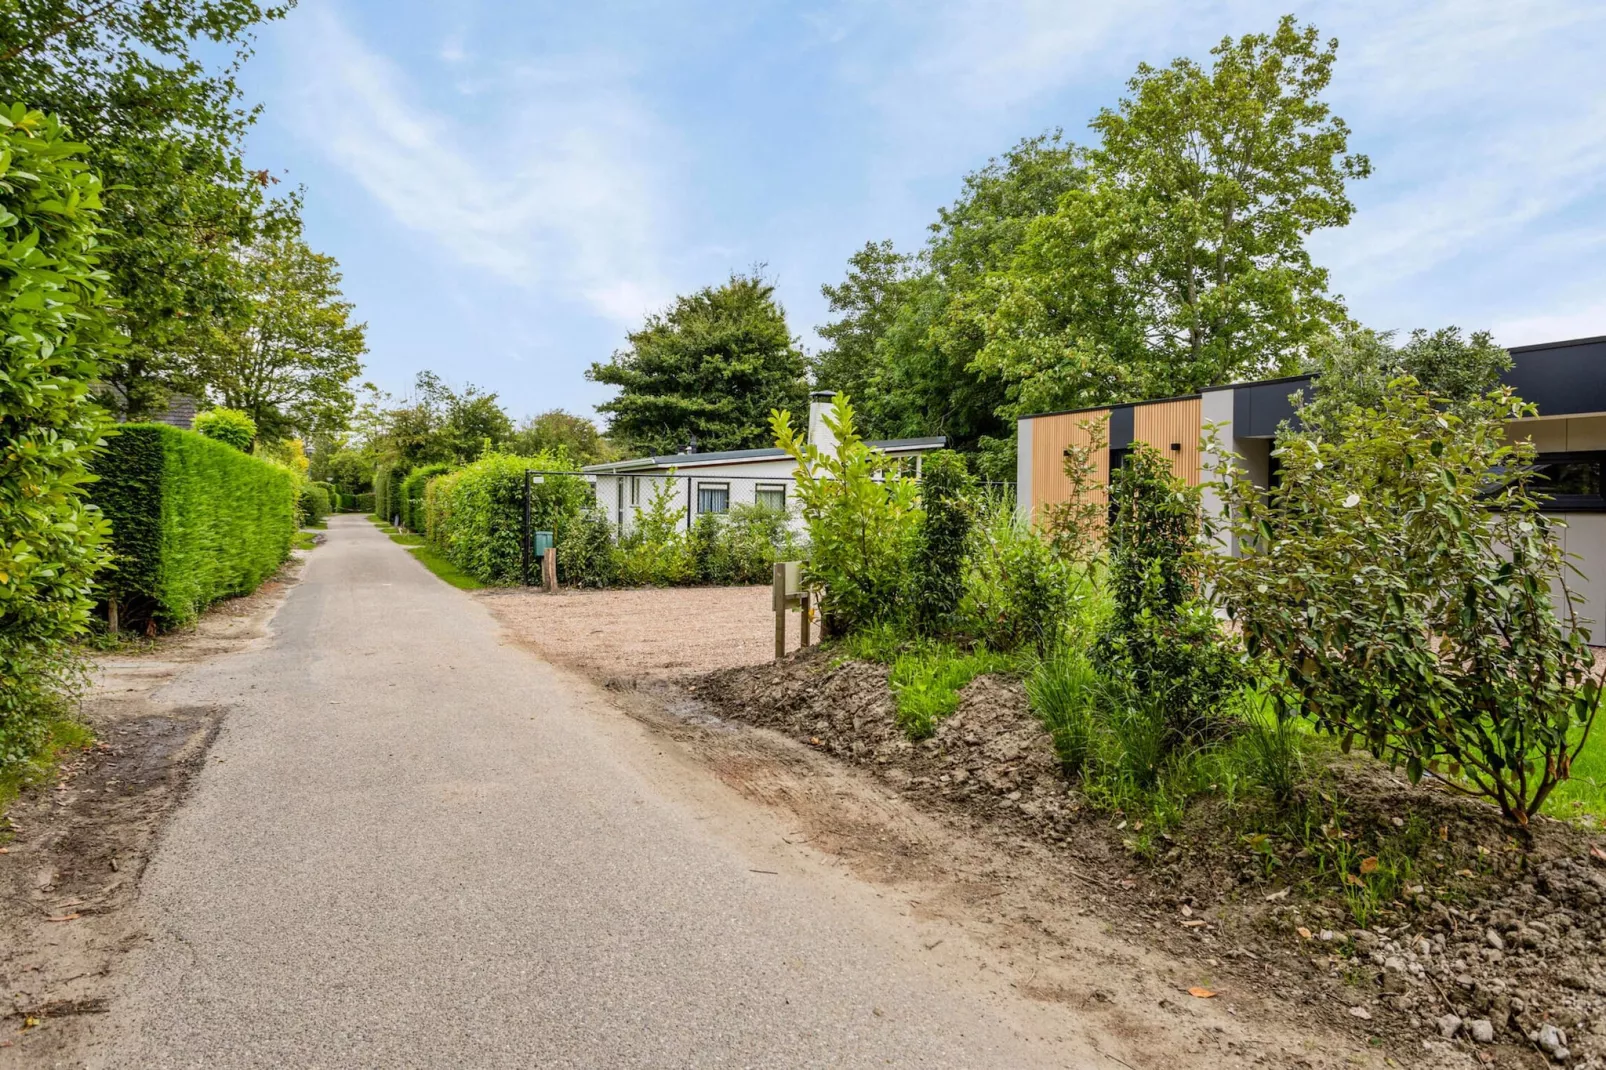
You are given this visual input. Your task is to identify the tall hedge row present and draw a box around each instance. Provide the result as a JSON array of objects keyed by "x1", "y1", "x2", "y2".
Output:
[
  {"x1": 399, "y1": 463, "x2": 451, "y2": 532},
  {"x1": 92, "y1": 424, "x2": 296, "y2": 630},
  {"x1": 0, "y1": 106, "x2": 119, "y2": 772},
  {"x1": 423, "y1": 452, "x2": 588, "y2": 584},
  {"x1": 374, "y1": 460, "x2": 408, "y2": 525}
]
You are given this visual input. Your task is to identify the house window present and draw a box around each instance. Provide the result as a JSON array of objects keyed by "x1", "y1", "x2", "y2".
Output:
[
  {"x1": 755, "y1": 483, "x2": 787, "y2": 510},
  {"x1": 1532, "y1": 452, "x2": 1606, "y2": 511},
  {"x1": 1107, "y1": 447, "x2": 1131, "y2": 483},
  {"x1": 696, "y1": 483, "x2": 730, "y2": 515}
]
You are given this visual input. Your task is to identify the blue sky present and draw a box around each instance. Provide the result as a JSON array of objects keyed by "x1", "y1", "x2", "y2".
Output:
[{"x1": 232, "y1": 0, "x2": 1606, "y2": 425}]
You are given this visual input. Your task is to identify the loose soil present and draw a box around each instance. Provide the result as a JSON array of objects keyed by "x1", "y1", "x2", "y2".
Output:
[
  {"x1": 687, "y1": 650, "x2": 1606, "y2": 1069},
  {"x1": 478, "y1": 584, "x2": 812, "y2": 681},
  {"x1": 0, "y1": 558, "x2": 302, "y2": 1064}
]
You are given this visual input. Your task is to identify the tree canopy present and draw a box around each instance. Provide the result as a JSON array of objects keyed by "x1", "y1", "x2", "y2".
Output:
[
  {"x1": 589, "y1": 272, "x2": 809, "y2": 457},
  {"x1": 0, "y1": 0, "x2": 300, "y2": 419},
  {"x1": 187, "y1": 230, "x2": 367, "y2": 442},
  {"x1": 977, "y1": 16, "x2": 1369, "y2": 417}
]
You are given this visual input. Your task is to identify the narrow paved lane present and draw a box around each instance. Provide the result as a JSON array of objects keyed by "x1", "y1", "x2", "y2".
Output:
[{"x1": 92, "y1": 517, "x2": 1078, "y2": 1069}]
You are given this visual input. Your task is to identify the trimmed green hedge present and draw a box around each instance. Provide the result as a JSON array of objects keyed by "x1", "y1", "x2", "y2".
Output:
[
  {"x1": 300, "y1": 482, "x2": 332, "y2": 526},
  {"x1": 399, "y1": 463, "x2": 451, "y2": 532},
  {"x1": 423, "y1": 452, "x2": 588, "y2": 584},
  {"x1": 375, "y1": 460, "x2": 408, "y2": 525},
  {"x1": 356, "y1": 491, "x2": 375, "y2": 514},
  {"x1": 92, "y1": 424, "x2": 296, "y2": 630}
]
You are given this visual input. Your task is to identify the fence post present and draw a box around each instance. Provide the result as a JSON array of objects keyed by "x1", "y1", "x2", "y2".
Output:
[
  {"x1": 521, "y1": 471, "x2": 532, "y2": 586},
  {"x1": 799, "y1": 592, "x2": 810, "y2": 648},
  {"x1": 772, "y1": 562, "x2": 786, "y2": 660},
  {"x1": 543, "y1": 548, "x2": 557, "y2": 593}
]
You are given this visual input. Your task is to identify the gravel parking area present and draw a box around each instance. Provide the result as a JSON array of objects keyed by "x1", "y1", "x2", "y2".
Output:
[{"x1": 478, "y1": 585, "x2": 810, "y2": 681}]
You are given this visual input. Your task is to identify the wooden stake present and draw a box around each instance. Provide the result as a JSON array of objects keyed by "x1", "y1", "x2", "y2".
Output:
[
  {"x1": 772, "y1": 562, "x2": 786, "y2": 660},
  {"x1": 800, "y1": 592, "x2": 811, "y2": 648},
  {"x1": 107, "y1": 597, "x2": 119, "y2": 635},
  {"x1": 542, "y1": 548, "x2": 558, "y2": 593}
]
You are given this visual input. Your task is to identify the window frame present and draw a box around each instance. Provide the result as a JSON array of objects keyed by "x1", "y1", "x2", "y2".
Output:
[
  {"x1": 695, "y1": 481, "x2": 731, "y2": 515},
  {"x1": 1529, "y1": 451, "x2": 1606, "y2": 513},
  {"x1": 754, "y1": 483, "x2": 787, "y2": 510}
]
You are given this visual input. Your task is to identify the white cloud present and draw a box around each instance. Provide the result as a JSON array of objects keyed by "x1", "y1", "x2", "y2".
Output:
[{"x1": 282, "y1": 8, "x2": 674, "y2": 325}]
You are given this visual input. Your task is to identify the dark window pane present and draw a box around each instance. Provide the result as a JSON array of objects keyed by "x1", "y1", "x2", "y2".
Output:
[{"x1": 697, "y1": 485, "x2": 730, "y2": 514}]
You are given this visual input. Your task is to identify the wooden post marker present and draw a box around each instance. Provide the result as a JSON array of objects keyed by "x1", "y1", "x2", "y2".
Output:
[
  {"x1": 542, "y1": 547, "x2": 558, "y2": 593},
  {"x1": 773, "y1": 561, "x2": 806, "y2": 660}
]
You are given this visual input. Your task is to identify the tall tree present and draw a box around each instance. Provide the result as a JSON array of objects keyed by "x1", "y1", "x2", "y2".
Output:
[
  {"x1": 188, "y1": 232, "x2": 366, "y2": 441},
  {"x1": 509, "y1": 410, "x2": 614, "y2": 466},
  {"x1": 589, "y1": 272, "x2": 808, "y2": 456},
  {"x1": 977, "y1": 16, "x2": 1370, "y2": 416},
  {"x1": 1300, "y1": 325, "x2": 1512, "y2": 435},
  {"x1": 814, "y1": 133, "x2": 1084, "y2": 463},
  {"x1": 0, "y1": 0, "x2": 295, "y2": 417}
]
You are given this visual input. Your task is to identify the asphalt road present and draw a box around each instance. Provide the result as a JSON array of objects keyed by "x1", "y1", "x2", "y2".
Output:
[{"x1": 91, "y1": 516, "x2": 1073, "y2": 1069}]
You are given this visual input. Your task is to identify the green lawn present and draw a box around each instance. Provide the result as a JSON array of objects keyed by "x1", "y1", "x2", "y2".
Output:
[
  {"x1": 1543, "y1": 725, "x2": 1606, "y2": 829},
  {"x1": 369, "y1": 518, "x2": 485, "y2": 590}
]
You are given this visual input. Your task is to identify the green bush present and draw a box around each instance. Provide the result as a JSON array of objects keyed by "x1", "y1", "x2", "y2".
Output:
[
  {"x1": 423, "y1": 452, "x2": 588, "y2": 584},
  {"x1": 299, "y1": 483, "x2": 331, "y2": 527},
  {"x1": 960, "y1": 492, "x2": 1083, "y2": 654},
  {"x1": 356, "y1": 491, "x2": 375, "y2": 514},
  {"x1": 909, "y1": 450, "x2": 973, "y2": 634},
  {"x1": 617, "y1": 477, "x2": 692, "y2": 586},
  {"x1": 1027, "y1": 649, "x2": 1103, "y2": 774},
  {"x1": 689, "y1": 502, "x2": 802, "y2": 586},
  {"x1": 772, "y1": 394, "x2": 920, "y2": 634},
  {"x1": 92, "y1": 424, "x2": 296, "y2": 630},
  {"x1": 374, "y1": 460, "x2": 408, "y2": 525},
  {"x1": 558, "y1": 507, "x2": 618, "y2": 588},
  {"x1": 1210, "y1": 380, "x2": 1603, "y2": 829},
  {"x1": 192, "y1": 408, "x2": 256, "y2": 452},
  {"x1": 1096, "y1": 443, "x2": 1238, "y2": 744},
  {"x1": 399, "y1": 463, "x2": 451, "y2": 532},
  {"x1": 0, "y1": 106, "x2": 118, "y2": 776}
]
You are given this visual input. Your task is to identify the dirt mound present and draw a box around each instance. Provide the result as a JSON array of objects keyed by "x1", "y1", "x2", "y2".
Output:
[
  {"x1": 697, "y1": 651, "x2": 1076, "y2": 837},
  {"x1": 695, "y1": 650, "x2": 1606, "y2": 1068}
]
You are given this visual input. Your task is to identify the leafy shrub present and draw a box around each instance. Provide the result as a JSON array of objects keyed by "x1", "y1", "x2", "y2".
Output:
[
  {"x1": 192, "y1": 408, "x2": 256, "y2": 452},
  {"x1": 299, "y1": 483, "x2": 331, "y2": 527},
  {"x1": 0, "y1": 106, "x2": 118, "y2": 776},
  {"x1": 423, "y1": 451, "x2": 587, "y2": 584},
  {"x1": 960, "y1": 492, "x2": 1082, "y2": 654},
  {"x1": 92, "y1": 424, "x2": 296, "y2": 630},
  {"x1": 558, "y1": 507, "x2": 618, "y2": 588},
  {"x1": 617, "y1": 476, "x2": 692, "y2": 586},
  {"x1": 772, "y1": 394, "x2": 920, "y2": 634},
  {"x1": 1209, "y1": 380, "x2": 1603, "y2": 829},
  {"x1": 399, "y1": 463, "x2": 451, "y2": 532},
  {"x1": 909, "y1": 450, "x2": 973, "y2": 634},
  {"x1": 374, "y1": 460, "x2": 408, "y2": 525},
  {"x1": 356, "y1": 491, "x2": 375, "y2": 515},
  {"x1": 689, "y1": 502, "x2": 803, "y2": 586},
  {"x1": 1096, "y1": 443, "x2": 1238, "y2": 743}
]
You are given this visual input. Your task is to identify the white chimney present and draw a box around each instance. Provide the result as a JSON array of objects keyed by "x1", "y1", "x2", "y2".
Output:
[{"x1": 807, "y1": 390, "x2": 838, "y2": 457}]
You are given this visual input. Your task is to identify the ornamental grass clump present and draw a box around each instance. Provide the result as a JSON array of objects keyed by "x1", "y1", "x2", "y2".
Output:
[{"x1": 1208, "y1": 379, "x2": 1603, "y2": 831}]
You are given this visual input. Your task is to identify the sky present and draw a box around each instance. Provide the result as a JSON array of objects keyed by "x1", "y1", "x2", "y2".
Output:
[{"x1": 231, "y1": 0, "x2": 1606, "y2": 425}]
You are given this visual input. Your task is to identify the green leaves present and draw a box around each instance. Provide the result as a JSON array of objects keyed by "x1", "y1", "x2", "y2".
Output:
[
  {"x1": 0, "y1": 106, "x2": 116, "y2": 774},
  {"x1": 1206, "y1": 379, "x2": 1603, "y2": 830},
  {"x1": 773, "y1": 394, "x2": 922, "y2": 634}
]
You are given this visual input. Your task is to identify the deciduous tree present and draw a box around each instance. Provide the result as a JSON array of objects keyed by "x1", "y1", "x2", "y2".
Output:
[{"x1": 590, "y1": 272, "x2": 808, "y2": 456}]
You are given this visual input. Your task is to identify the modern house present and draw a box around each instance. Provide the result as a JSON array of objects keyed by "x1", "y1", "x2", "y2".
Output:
[
  {"x1": 583, "y1": 391, "x2": 947, "y2": 532},
  {"x1": 1015, "y1": 334, "x2": 1606, "y2": 611}
]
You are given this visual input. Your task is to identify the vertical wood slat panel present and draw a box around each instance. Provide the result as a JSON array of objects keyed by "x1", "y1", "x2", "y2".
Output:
[
  {"x1": 1133, "y1": 398, "x2": 1202, "y2": 485},
  {"x1": 1029, "y1": 410, "x2": 1109, "y2": 521}
]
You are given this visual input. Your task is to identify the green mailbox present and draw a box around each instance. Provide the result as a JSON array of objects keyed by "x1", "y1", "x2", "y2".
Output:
[{"x1": 532, "y1": 531, "x2": 555, "y2": 558}]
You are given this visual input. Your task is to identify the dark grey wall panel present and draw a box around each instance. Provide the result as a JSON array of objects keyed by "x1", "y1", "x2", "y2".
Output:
[
  {"x1": 1109, "y1": 405, "x2": 1134, "y2": 447},
  {"x1": 1504, "y1": 337, "x2": 1606, "y2": 417},
  {"x1": 1232, "y1": 376, "x2": 1313, "y2": 438}
]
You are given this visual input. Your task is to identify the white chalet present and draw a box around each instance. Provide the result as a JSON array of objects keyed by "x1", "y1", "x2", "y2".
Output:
[{"x1": 582, "y1": 391, "x2": 946, "y2": 533}]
